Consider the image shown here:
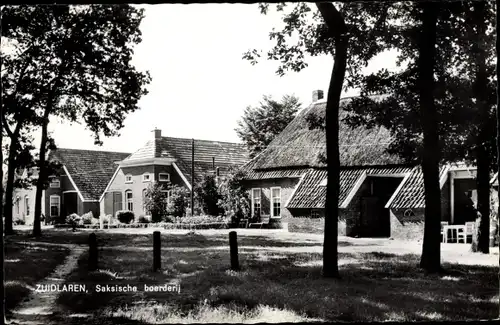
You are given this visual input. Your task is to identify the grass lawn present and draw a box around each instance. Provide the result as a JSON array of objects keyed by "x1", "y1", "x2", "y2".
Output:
[
  {"x1": 4, "y1": 242, "x2": 70, "y2": 314},
  {"x1": 45, "y1": 230, "x2": 499, "y2": 323}
]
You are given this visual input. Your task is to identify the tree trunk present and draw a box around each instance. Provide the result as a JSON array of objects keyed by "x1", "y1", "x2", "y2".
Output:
[
  {"x1": 316, "y1": 2, "x2": 348, "y2": 279},
  {"x1": 33, "y1": 109, "x2": 50, "y2": 237},
  {"x1": 470, "y1": 211, "x2": 481, "y2": 252},
  {"x1": 3, "y1": 139, "x2": 18, "y2": 235},
  {"x1": 469, "y1": 1, "x2": 490, "y2": 254},
  {"x1": 476, "y1": 149, "x2": 490, "y2": 253},
  {"x1": 495, "y1": 0, "x2": 500, "y2": 316},
  {"x1": 1, "y1": 96, "x2": 6, "y2": 324},
  {"x1": 418, "y1": 2, "x2": 442, "y2": 273}
]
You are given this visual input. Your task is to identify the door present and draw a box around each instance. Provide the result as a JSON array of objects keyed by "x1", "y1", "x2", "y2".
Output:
[
  {"x1": 63, "y1": 192, "x2": 78, "y2": 218},
  {"x1": 360, "y1": 197, "x2": 386, "y2": 237},
  {"x1": 113, "y1": 192, "x2": 123, "y2": 218}
]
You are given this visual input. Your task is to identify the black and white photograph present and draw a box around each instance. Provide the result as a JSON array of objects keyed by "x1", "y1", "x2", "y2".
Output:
[{"x1": 1, "y1": 1, "x2": 499, "y2": 324}]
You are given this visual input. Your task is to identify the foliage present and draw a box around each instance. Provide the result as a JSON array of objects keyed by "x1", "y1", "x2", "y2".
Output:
[
  {"x1": 137, "y1": 215, "x2": 152, "y2": 224},
  {"x1": 162, "y1": 215, "x2": 174, "y2": 223},
  {"x1": 1, "y1": 4, "x2": 151, "y2": 145},
  {"x1": 340, "y1": 3, "x2": 497, "y2": 168},
  {"x1": 166, "y1": 185, "x2": 190, "y2": 217},
  {"x1": 244, "y1": 2, "x2": 398, "y2": 277},
  {"x1": 179, "y1": 215, "x2": 230, "y2": 225},
  {"x1": 81, "y1": 211, "x2": 95, "y2": 225},
  {"x1": 235, "y1": 94, "x2": 301, "y2": 158},
  {"x1": 116, "y1": 210, "x2": 134, "y2": 224},
  {"x1": 217, "y1": 169, "x2": 250, "y2": 223},
  {"x1": 337, "y1": 2, "x2": 496, "y2": 255},
  {"x1": 143, "y1": 182, "x2": 169, "y2": 222},
  {"x1": 195, "y1": 174, "x2": 223, "y2": 216},
  {"x1": 66, "y1": 213, "x2": 82, "y2": 227},
  {"x1": 1, "y1": 4, "x2": 151, "y2": 235}
]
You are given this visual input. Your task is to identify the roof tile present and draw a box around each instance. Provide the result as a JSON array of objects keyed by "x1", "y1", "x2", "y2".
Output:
[{"x1": 49, "y1": 149, "x2": 130, "y2": 201}]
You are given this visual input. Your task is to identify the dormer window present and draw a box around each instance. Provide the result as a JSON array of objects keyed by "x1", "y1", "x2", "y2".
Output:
[
  {"x1": 49, "y1": 177, "x2": 60, "y2": 188},
  {"x1": 143, "y1": 173, "x2": 152, "y2": 182},
  {"x1": 125, "y1": 174, "x2": 133, "y2": 184},
  {"x1": 158, "y1": 173, "x2": 170, "y2": 182}
]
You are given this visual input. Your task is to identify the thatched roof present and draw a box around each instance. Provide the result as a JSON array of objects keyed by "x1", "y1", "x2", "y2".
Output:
[{"x1": 241, "y1": 96, "x2": 403, "y2": 174}]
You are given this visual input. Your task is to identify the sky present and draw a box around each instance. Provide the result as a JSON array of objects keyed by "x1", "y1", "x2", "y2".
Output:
[{"x1": 30, "y1": 3, "x2": 399, "y2": 154}]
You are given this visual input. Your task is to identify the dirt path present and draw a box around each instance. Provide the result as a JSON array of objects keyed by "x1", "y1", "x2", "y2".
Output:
[{"x1": 7, "y1": 245, "x2": 85, "y2": 325}]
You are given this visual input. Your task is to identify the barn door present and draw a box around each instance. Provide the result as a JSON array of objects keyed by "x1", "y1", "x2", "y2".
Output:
[
  {"x1": 360, "y1": 197, "x2": 380, "y2": 237},
  {"x1": 113, "y1": 192, "x2": 123, "y2": 218}
]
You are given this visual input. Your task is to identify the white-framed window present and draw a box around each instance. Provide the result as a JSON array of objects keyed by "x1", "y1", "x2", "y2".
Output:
[
  {"x1": 50, "y1": 195, "x2": 60, "y2": 217},
  {"x1": 142, "y1": 189, "x2": 148, "y2": 213},
  {"x1": 160, "y1": 190, "x2": 172, "y2": 204},
  {"x1": 161, "y1": 190, "x2": 172, "y2": 211},
  {"x1": 125, "y1": 190, "x2": 133, "y2": 211},
  {"x1": 251, "y1": 188, "x2": 261, "y2": 218},
  {"x1": 49, "y1": 177, "x2": 60, "y2": 188},
  {"x1": 271, "y1": 187, "x2": 281, "y2": 218},
  {"x1": 158, "y1": 173, "x2": 170, "y2": 182},
  {"x1": 125, "y1": 174, "x2": 133, "y2": 183},
  {"x1": 15, "y1": 196, "x2": 20, "y2": 215},
  {"x1": 142, "y1": 173, "x2": 152, "y2": 182},
  {"x1": 24, "y1": 195, "x2": 30, "y2": 216}
]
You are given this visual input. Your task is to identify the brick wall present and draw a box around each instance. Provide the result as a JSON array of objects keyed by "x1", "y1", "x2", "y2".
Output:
[
  {"x1": 287, "y1": 208, "x2": 346, "y2": 235},
  {"x1": 390, "y1": 208, "x2": 425, "y2": 241},
  {"x1": 288, "y1": 217, "x2": 347, "y2": 235},
  {"x1": 339, "y1": 181, "x2": 370, "y2": 236},
  {"x1": 243, "y1": 178, "x2": 301, "y2": 220}
]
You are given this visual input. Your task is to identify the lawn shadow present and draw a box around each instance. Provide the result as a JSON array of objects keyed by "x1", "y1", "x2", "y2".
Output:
[{"x1": 51, "y1": 235, "x2": 497, "y2": 322}]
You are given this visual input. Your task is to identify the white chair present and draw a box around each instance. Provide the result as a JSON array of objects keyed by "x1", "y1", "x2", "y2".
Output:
[
  {"x1": 457, "y1": 226, "x2": 466, "y2": 243},
  {"x1": 464, "y1": 222, "x2": 475, "y2": 243},
  {"x1": 441, "y1": 221, "x2": 449, "y2": 243}
]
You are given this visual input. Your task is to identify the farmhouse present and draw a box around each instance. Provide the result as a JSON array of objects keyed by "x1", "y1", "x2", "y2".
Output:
[
  {"x1": 12, "y1": 130, "x2": 248, "y2": 224},
  {"x1": 240, "y1": 90, "x2": 482, "y2": 240},
  {"x1": 100, "y1": 129, "x2": 248, "y2": 218}
]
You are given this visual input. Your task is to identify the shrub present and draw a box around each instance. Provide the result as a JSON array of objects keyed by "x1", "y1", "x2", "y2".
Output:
[
  {"x1": 143, "y1": 183, "x2": 169, "y2": 222},
  {"x1": 180, "y1": 215, "x2": 230, "y2": 225},
  {"x1": 217, "y1": 169, "x2": 250, "y2": 223},
  {"x1": 116, "y1": 210, "x2": 134, "y2": 224},
  {"x1": 66, "y1": 213, "x2": 82, "y2": 227},
  {"x1": 166, "y1": 185, "x2": 191, "y2": 217},
  {"x1": 81, "y1": 211, "x2": 94, "y2": 225},
  {"x1": 162, "y1": 215, "x2": 174, "y2": 223},
  {"x1": 195, "y1": 174, "x2": 223, "y2": 216},
  {"x1": 138, "y1": 215, "x2": 152, "y2": 223}
]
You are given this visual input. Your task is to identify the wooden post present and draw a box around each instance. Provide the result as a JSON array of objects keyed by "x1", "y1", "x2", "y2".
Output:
[
  {"x1": 88, "y1": 233, "x2": 98, "y2": 271},
  {"x1": 191, "y1": 138, "x2": 195, "y2": 216},
  {"x1": 229, "y1": 231, "x2": 239, "y2": 271},
  {"x1": 153, "y1": 231, "x2": 161, "y2": 271}
]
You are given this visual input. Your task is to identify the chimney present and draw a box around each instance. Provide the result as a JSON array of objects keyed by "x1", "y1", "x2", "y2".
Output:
[
  {"x1": 312, "y1": 90, "x2": 324, "y2": 102},
  {"x1": 152, "y1": 128, "x2": 161, "y2": 139}
]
